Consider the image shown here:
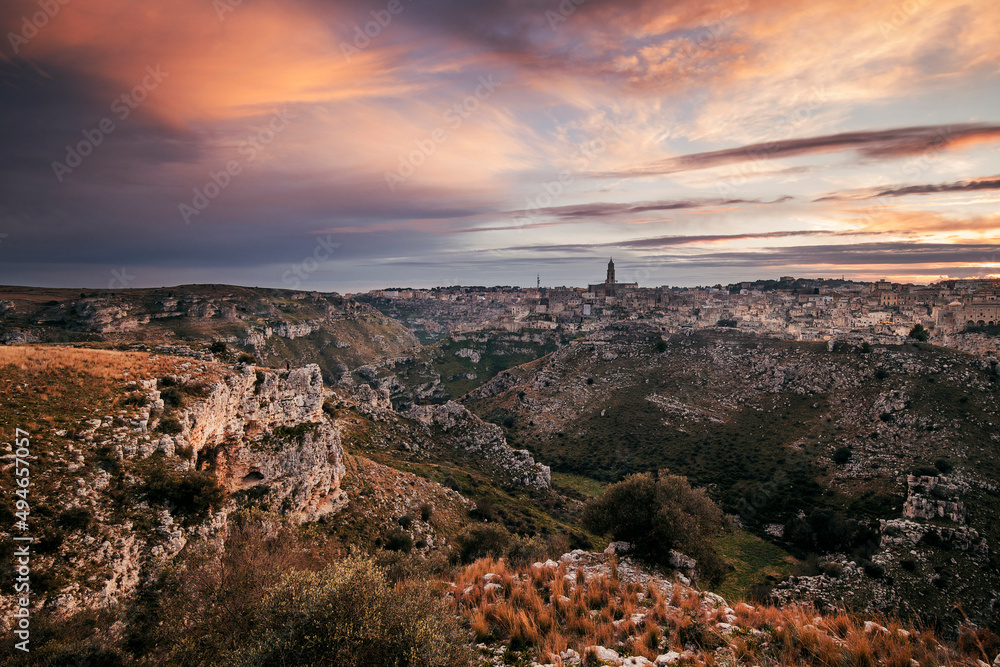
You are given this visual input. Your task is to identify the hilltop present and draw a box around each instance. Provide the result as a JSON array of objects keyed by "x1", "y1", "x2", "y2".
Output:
[{"x1": 0, "y1": 285, "x2": 419, "y2": 380}]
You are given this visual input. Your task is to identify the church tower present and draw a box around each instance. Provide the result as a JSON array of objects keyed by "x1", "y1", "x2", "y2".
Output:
[{"x1": 606, "y1": 258, "x2": 615, "y2": 285}]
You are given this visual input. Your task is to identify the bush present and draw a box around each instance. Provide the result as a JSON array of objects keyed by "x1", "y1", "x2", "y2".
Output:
[
  {"x1": 832, "y1": 447, "x2": 852, "y2": 464},
  {"x1": 419, "y1": 503, "x2": 433, "y2": 521},
  {"x1": 875, "y1": 368, "x2": 889, "y2": 380},
  {"x1": 933, "y1": 458, "x2": 954, "y2": 474},
  {"x1": 160, "y1": 386, "x2": 184, "y2": 409},
  {"x1": 231, "y1": 557, "x2": 473, "y2": 666},
  {"x1": 56, "y1": 507, "x2": 93, "y2": 531},
  {"x1": 912, "y1": 465, "x2": 940, "y2": 477},
  {"x1": 582, "y1": 472, "x2": 726, "y2": 582},
  {"x1": 156, "y1": 417, "x2": 183, "y2": 435},
  {"x1": 453, "y1": 524, "x2": 513, "y2": 563},
  {"x1": 908, "y1": 323, "x2": 930, "y2": 342},
  {"x1": 143, "y1": 464, "x2": 226, "y2": 522},
  {"x1": 123, "y1": 392, "x2": 147, "y2": 407},
  {"x1": 383, "y1": 527, "x2": 413, "y2": 553},
  {"x1": 209, "y1": 341, "x2": 228, "y2": 356},
  {"x1": 237, "y1": 352, "x2": 256, "y2": 365}
]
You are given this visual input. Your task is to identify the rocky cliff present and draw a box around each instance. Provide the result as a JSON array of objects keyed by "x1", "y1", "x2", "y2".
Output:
[
  {"x1": 0, "y1": 351, "x2": 347, "y2": 625},
  {"x1": 145, "y1": 363, "x2": 348, "y2": 523}
]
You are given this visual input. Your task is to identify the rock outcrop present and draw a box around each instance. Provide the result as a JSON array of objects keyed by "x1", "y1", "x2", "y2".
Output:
[
  {"x1": 405, "y1": 401, "x2": 551, "y2": 489},
  {"x1": 144, "y1": 364, "x2": 347, "y2": 523},
  {"x1": 902, "y1": 475, "x2": 967, "y2": 524}
]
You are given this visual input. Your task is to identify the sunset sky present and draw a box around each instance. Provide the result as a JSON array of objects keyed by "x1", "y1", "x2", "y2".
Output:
[{"x1": 1, "y1": 0, "x2": 999, "y2": 291}]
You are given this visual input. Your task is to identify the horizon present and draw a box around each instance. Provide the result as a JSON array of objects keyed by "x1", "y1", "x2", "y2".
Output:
[
  {"x1": 2, "y1": 0, "x2": 999, "y2": 290},
  {"x1": 5, "y1": 271, "x2": 990, "y2": 295}
]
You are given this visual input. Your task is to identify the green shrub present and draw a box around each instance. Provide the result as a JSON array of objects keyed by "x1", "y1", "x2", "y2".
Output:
[
  {"x1": 156, "y1": 417, "x2": 183, "y2": 435},
  {"x1": 231, "y1": 557, "x2": 473, "y2": 666},
  {"x1": 582, "y1": 472, "x2": 726, "y2": 582},
  {"x1": 56, "y1": 507, "x2": 93, "y2": 531},
  {"x1": 209, "y1": 341, "x2": 228, "y2": 356},
  {"x1": 934, "y1": 458, "x2": 954, "y2": 474},
  {"x1": 419, "y1": 503, "x2": 433, "y2": 522},
  {"x1": 237, "y1": 352, "x2": 256, "y2": 365},
  {"x1": 180, "y1": 380, "x2": 211, "y2": 398},
  {"x1": 383, "y1": 527, "x2": 413, "y2": 553},
  {"x1": 453, "y1": 524, "x2": 514, "y2": 563},
  {"x1": 832, "y1": 447, "x2": 852, "y2": 464},
  {"x1": 908, "y1": 323, "x2": 930, "y2": 341},
  {"x1": 122, "y1": 392, "x2": 147, "y2": 407},
  {"x1": 160, "y1": 386, "x2": 184, "y2": 409},
  {"x1": 143, "y1": 464, "x2": 226, "y2": 522}
]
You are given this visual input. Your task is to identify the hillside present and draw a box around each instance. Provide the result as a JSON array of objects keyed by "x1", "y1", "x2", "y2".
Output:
[
  {"x1": 464, "y1": 324, "x2": 1000, "y2": 630},
  {"x1": 351, "y1": 328, "x2": 563, "y2": 408},
  {"x1": 0, "y1": 285, "x2": 419, "y2": 380},
  {"x1": 2, "y1": 344, "x2": 999, "y2": 666}
]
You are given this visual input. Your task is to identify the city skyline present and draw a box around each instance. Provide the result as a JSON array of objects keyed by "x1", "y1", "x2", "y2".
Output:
[{"x1": 1, "y1": 0, "x2": 999, "y2": 291}]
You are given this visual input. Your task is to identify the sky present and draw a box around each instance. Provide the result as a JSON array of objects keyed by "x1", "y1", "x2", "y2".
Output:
[{"x1": 1, "y1": 0, "x2": 998, "y2": 292}]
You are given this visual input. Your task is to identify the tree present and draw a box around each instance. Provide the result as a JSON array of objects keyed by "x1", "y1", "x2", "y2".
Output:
[
  {"x1": 582, "y1": 472, "x2": 726, "y2": 582},
  {"x1": 908, "y1": 323, "x2": 930, "y2": 342}
]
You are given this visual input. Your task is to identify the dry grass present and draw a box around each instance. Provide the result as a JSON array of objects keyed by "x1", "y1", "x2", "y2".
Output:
[
  {"x1": 0, "y1": 345, "x2": 176, "y2": 381},
  {"x1": 449, "y1": 558, "x2": 990, "y2": 666}
]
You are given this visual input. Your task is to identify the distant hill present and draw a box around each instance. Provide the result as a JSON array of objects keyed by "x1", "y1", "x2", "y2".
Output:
[{"x1": 0, "y1": 285, "x2": 419, "y2": 380}]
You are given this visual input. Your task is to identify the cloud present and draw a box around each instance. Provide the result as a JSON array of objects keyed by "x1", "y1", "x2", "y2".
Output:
[
  {"x1": 501, "y1": 230, "x2": 844, "y2": 253},
  {"x1": 661, "y1": 241, "x2": 1000, "y2": 268},
  {"x1": 873, "y1": 175, "x2": 1000, "y2": 198},
  {"x1": 593, "y1": 124, "x2": 1000, "y2": 179}
]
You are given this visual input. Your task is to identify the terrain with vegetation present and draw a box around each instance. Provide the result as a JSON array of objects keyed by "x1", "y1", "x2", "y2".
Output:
[
  {"x1": 2, "y1": 289, "x2": 1000, "y2": 666},
  {"x1": 0, "y1": 285, "x2": 419, "y2": 381},
  {"x1": 465, "y1": 323, "x2": 1000, "y2": 631}
]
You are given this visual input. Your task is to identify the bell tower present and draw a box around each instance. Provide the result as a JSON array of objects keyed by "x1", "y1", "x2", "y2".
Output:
[{"x1": 606, "y1": 257, "x2": 615, "y2": 285}]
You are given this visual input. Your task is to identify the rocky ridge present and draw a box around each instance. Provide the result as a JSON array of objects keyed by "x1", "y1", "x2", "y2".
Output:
[{"x1": 343, "y1": 383, "x2": 552, "y2": 490}]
